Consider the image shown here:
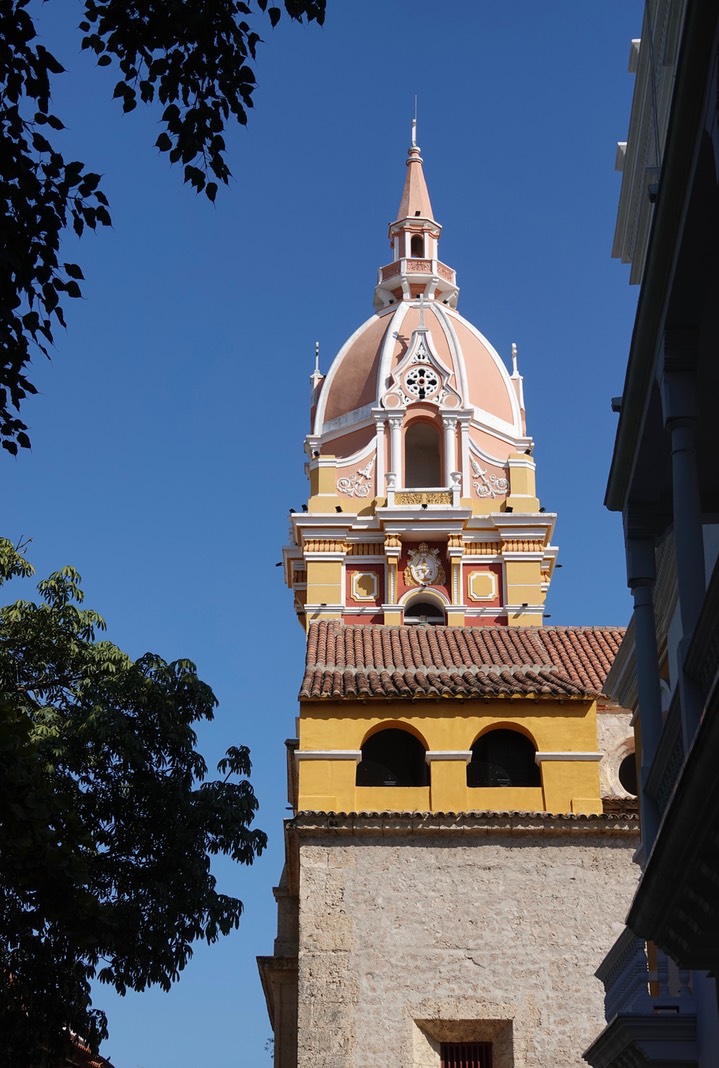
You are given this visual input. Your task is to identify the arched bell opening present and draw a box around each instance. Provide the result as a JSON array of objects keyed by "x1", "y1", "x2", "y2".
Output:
[
  {"x1": 356, "y1": 727, "x2": 429, "y2": 787},
  {"x1": 467, "y1": 728, "x2": 540, "y2": 788},
  {"x1": 405, "y1": 420, "x2": 441, "y2": 487},
  {"x1": 410, "y1": 233, "x2": 425, "y2": 258},
  {"x1": 403, "y1": 597, "x2": 446, "y2": 627}
]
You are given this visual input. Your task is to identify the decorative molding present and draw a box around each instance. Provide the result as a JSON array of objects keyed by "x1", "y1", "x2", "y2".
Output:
[
  {"x1": 465, "y1": 541, "x2": 502, "y2": 556},
  {"x1": 503, "y1": 538, "x2": 545, "y2": 553},
  {"x1": 345, "y1": 542, "x2": 384, "y2": 557},
  {"x1": 534, "y1": 752, "x2": 603, "y2": 763},
  {"x1": 350, "y1": 571, "x2": 379, "y2": 602},
  {"x1": 395, "y1": 491, "x2": 453, "y2": 505},
  {"x1": 468, "y1": 570, "x2": 497, "y2": 602},
  {"x1": 470, "y1": 458, "x2": 509, "y2": 499},
  {"x1": 303, "y1": 539, "x2": 348, "y2": 554},
  {"x1": 425, "y1": 750, "x2": 472, "y2": 764},
  {"x1": 380, "y1": 320, "x2": 461, "y2": 410},
  {"x1": 337, "y1": 457, "x2": 375, "y2": 498},
  {"x1": 295, "y1": 750, "x2": 362, "y2": 762}
]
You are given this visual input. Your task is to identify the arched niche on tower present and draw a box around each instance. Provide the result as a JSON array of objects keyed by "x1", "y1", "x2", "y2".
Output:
[
  {"x1": 467, "y1": 726, "x2": 540, "y2": 788},
  {"x1": 356, "y1": 723, "x2": 429, "y2": 787},
  {"x1": 404, "y1": 417, "x2": 442, "y2": 488}
]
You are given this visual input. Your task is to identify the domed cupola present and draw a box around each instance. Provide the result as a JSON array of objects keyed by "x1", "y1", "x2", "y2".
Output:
[{"x1": 285, "y1": 128, "x2": 558, "y2": 631}]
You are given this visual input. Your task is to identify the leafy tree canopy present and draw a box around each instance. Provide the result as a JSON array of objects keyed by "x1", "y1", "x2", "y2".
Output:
[
  {"x1": 0, "y1": 0, "x2": 326, "y2": 454},
  {"x1": 0, "y1": 538, "x2": 267, "y2": 1064}
]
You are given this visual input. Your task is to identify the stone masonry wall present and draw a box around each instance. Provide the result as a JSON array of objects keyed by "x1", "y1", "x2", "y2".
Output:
[{"x1": 296, "y1": 828, "x2": 637, "y2": 1068}]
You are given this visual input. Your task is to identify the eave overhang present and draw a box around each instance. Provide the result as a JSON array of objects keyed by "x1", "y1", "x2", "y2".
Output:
[{"x1": 583, "y1": 1012, "x2": 698, "y2": 1068}]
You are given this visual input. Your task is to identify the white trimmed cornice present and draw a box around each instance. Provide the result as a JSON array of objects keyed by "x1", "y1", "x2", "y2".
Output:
[
  {"x1": 467, "y1": 438, "x2": 517, "y2": 469},
  {"x1": 425, "y1": 750, "x2": 473, "y2": 764},
  {"x1": 376, "y1": 510, "x2": 471, "y2": 528},
  {"x1": 322, "y1": 406, "x2": 375, "y2": 435},
  {"x1": 534, "y1": 752, "x2": 603, "y2": 763},
  {"x1": 293, "y1": 517, "x2": 352, "y2": 534},
  {"x1": 296, "y1": 750, "x2": 362, "y2": 762}
]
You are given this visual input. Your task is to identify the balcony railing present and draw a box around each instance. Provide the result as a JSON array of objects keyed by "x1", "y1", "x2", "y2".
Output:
[
  {"x1": 379, "y1": 258, "x2": 456, "y2": 283},
  {"x1": 384, "y1": 473, "x2": 460, "y2": 509},
  {"x1": 644, "y1": 686, "x2": 684, "y2": 818},
  {"x1": 685, "y1": 548, "x2": 719, "y2": 700},
  {"x1": 584, "y1": 927, "x2": 698, "y2": 1068},
  {"x1": 595, "y1": 927, "x2": 694, "y2": 1022}
]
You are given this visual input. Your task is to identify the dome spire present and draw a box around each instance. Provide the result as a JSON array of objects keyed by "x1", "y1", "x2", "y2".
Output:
[
  {"x1": 373, "y1": 127, "x2": 458, "y2": 309},
  {"x1": 396, "y1": 122, "x2": 435, "y2": 224}
]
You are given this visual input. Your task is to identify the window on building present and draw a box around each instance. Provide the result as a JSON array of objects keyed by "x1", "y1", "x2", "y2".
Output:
[
  {"x1": 404, "y1": 599, "x2": 445, "y2": 626},
  {"x1": 618, "y1": 752, "x2": 638, "y2": 795},
  {"x1": 441, "y1": 1042, "x2": 493, "y2": 1068},
  {"x1": 467, "y1": 729, "x2": 540, "y2": 788},
  {"x1": 356, "y1": 727, "x2": 428, "y2": 787},
  {"x1": 410, "y1": 233, "x2": 424, "y2": 257},
  {"x1": 405, "y1": 421, "x2": 441, "y2": 487}
]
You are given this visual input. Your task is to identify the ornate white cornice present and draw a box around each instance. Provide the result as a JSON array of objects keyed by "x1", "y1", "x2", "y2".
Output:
[
  {"x1": 535, "y1": 752, "x2": 603, "y2": 763},
  {"x1": 296, "y1": 750, "x2": 362, "y2": 762},
  {"x1": 425, "y1": 750, "x2": 473, "y2": 763}
]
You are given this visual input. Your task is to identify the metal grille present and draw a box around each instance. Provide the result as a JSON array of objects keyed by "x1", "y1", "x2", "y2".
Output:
[{"x1": 440, "y1": 1043, "x2": 493, "y2": 1068}]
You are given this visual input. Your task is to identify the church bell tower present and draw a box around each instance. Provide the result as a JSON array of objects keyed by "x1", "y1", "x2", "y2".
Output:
[
  {"x1": 286, "y1": 120, "x2": 555, "y2": 632},
  {"x1": 259, "y1": 127, "x2": 638, "y2": 1068}
]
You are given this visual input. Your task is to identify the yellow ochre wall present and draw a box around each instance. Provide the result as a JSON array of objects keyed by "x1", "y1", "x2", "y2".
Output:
[{"x1": 296, "y1": 697, "x2": 602, "y2": 816}]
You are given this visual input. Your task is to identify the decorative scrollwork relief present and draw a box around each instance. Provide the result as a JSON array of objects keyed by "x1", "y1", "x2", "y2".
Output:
[
  {"x1": 470, "y1": 458, "x2": 509, "y2": 499},
  {"x1": 337, "y1": 458, "x2": 375, "y2": 498},
  {"x1": 395, "y1": 491, "x2": 452, "y2": 505}
]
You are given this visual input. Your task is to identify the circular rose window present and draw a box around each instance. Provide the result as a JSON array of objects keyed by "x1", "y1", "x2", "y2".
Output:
[{"x1": 404, "y1": 366, "x2": 439, "y2": 400}]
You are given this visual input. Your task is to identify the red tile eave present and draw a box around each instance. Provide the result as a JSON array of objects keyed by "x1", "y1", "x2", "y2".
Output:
[{"x1": 300, "y1": 621, "x2": 625, "y2": 703}]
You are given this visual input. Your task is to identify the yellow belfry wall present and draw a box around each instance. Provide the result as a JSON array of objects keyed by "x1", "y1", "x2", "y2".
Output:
[{"x1": 294, "y1": 696, "x2": 604, "y2": 816}]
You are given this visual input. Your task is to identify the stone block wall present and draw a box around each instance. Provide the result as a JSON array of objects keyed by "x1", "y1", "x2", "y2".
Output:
[{"x1": 295, "y1": 821, "x2": 638, "y2": 1068}]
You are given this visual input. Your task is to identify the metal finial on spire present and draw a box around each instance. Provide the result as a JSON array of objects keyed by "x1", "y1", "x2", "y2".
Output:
[
  {"x1": 411, "y1": 95, "x2": 418, "y2": 148},
  {"x1": 314, "y1": 341, "x2": 320, "y2": 374}
]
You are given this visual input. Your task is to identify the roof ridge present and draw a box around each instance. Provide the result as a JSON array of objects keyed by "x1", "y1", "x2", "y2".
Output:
[
  {"x1": 311, "y1": 620, "x2": 626, "y2": 635},
  {"x1": 307, "y1": 658, "x2": 565, "y2": 677}
]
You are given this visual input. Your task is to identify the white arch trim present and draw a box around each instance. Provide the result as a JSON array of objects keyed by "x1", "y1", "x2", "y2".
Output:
[{"x1": 399, "y1": 587, "x2": 451, "y2": 609}]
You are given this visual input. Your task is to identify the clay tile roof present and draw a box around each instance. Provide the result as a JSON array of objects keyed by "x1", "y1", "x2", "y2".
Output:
[{"x1": 300, "y1": 621, "x2": 625, "y2": 701}]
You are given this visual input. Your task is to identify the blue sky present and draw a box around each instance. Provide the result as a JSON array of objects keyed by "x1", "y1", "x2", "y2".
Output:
[{"x1": 5, "y1": 2, "x2": 643, "y2": 1065}]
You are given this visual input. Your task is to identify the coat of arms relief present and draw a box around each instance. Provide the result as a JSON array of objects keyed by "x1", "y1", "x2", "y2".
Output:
[{"x1": 404, "y1": 543, "x2": 446, "y2": 587}]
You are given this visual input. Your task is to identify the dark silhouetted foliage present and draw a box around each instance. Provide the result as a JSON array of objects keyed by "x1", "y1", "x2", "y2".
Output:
[
  {"x1": 0, "y1": 0, "x2": 325, "y2": 454},
  {"x1": 0, "y1": 538, "x2": 267, "y2": 1063}
]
